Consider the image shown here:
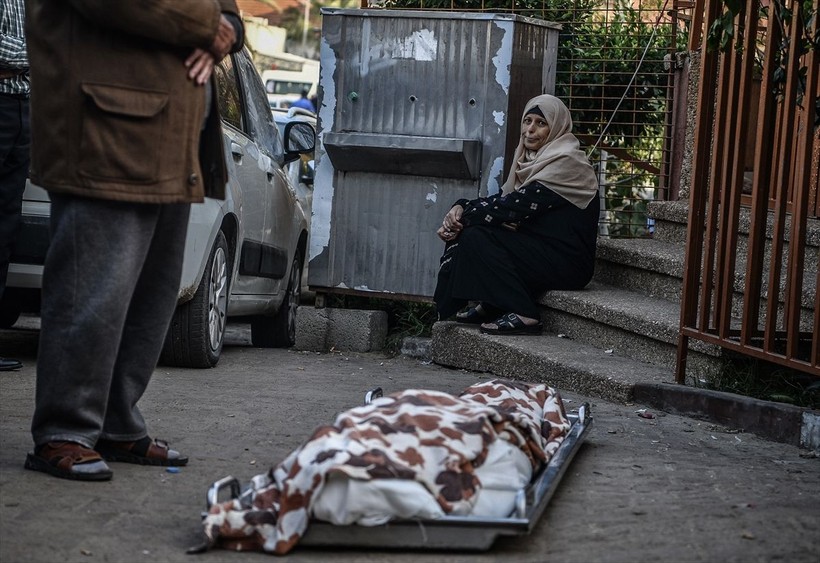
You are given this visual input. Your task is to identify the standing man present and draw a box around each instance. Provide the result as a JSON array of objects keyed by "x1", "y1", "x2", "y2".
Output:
[
  {"x1": 0, "y1": 0, "x2": 29, "y2": 372},
  {"x1": 24, "y1": 1, "x2": 243, "y2": 481},
  {"x1": 291, "y1": 88, "x2": 316, "y2": 113}
]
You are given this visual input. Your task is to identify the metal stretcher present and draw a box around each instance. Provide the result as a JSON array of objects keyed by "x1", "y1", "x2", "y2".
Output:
[{"x1": 203, "y1": 388, "x2": 593, "y2": 551}]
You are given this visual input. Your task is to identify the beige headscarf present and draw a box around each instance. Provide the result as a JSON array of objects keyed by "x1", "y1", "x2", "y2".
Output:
[{"x1": 500, "y1": 94, "x2": 598, "y2": 208}]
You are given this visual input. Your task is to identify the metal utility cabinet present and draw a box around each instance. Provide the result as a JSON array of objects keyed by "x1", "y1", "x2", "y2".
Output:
[{"x1": 309, "y1": 9, "x2": 560, "y2": 299}]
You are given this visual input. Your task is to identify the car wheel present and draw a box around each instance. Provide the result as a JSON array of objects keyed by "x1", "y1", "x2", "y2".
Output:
[
  {"x1": 251, "y1": 252, "x2": 301, "y2": 348},
  {"x1": 161, "y1": 231, "x2": 229, "y2": 368}
]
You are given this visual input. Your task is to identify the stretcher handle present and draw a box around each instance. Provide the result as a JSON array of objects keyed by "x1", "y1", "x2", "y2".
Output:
[
  {"x1": 364, "y1": 386, "x2": 383, "y2": 404},
  {"x1": 205, "y1": 475, "x2": 241, "y2": 511}
]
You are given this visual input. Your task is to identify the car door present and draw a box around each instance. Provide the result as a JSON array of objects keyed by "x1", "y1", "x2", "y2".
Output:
[
  {"x1": 234, "y1": 51, "x2": 295, "y2": 298},
  {"x1": 214, "y1": 51, "x2": 271, "y2": 298}
]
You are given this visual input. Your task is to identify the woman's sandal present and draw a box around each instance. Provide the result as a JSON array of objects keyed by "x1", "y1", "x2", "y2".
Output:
[
  {"x1": 455, "y1": 306, "x2": 491, "y2": 324},
  {"x1": 480, "y1": 313, "x2": 543, "y2": 336},
  {"x1": 24, "y1": 441, "x2": 113, "y2": 481},
  {"x1": 96, "y1": 436, "x2": 188, "y2": 467}
]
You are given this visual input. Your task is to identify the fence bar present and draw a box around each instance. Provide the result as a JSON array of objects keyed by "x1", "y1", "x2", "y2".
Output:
[
  {"x1": 813, "y1": 0, "x2": 820, "y2": 368},
  {"x1": 741, "y1": 5, "x2": 780, "y2": 346},
  {"x1": 717, "y1": 1, "x2": 757, "y2": 338},
  {"x1": 715, "y1": 47, "x2": 737, "y2": 335},
  {"x1": 784, "y1": 0, "x2": 819, "y2": 359},
  {"x1": 676, "y1": 0, "x2": 724, "y2": 383},
  {"x1": 764, "y1": 0, "x2": 806, "y2": 352},
  {"x1": 815, "y1": 265, "x2": 820, "y2": 366},
  {"x1": 700, "y1": 40, "x2": 735, "y2": 332},
  {"x1": 687, "y1": 0, "x2": 705, "y2": 51}
]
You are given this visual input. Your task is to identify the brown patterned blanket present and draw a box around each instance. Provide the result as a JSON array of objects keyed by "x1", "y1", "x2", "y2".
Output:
[{"x1": 201, "y1": 378, "x2": 570, "y2": 555}]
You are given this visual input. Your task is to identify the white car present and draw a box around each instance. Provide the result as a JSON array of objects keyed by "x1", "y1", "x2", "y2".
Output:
[{"x1": 0, "y1": 48, "x2": 316, "y2": 369}]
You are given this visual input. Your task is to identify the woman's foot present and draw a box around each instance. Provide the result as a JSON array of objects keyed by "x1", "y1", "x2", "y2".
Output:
[
  {"x1": 480, "y1": 313, "x2": 543, "y2": 335},
  {"x1": 455, "y1": 304, "x2": 490, "y2": 324},
  {"x1": 455, "y1": 303, "x2": 502, "y2": 324}
]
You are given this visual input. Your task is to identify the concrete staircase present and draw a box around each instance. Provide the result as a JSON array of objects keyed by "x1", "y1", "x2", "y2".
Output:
[{"x1": 431, "y1": 200, "x2": 819, "y2": 404}]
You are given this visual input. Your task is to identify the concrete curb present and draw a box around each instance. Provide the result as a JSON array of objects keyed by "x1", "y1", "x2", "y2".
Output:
[
  {"x1": 428, "y1": 322, "x2": 819, "y2": 450},
  {"x1": 296, "y1": 307, "x2": 388, "y2": 352},
  {"x1": 633, "y1": 382, "x2": 820, "y2": 450}
]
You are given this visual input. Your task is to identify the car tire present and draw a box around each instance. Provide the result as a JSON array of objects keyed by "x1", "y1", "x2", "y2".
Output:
[
  {"x1": 161, "y1": 231, "x2": 230, "y2": 368},
  {"x1": 251, "y1": 252, "x2": 301, "y2": 348}
]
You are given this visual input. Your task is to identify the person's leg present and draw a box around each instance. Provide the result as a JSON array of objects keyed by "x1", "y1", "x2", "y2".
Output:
[
  {"x1": 433, "y1": 240, "x2": 468, "y2": 319},
  {"x1": 100, "y1": 202, "x2": 189, "y2": 441},
  {"x1": 31, "y1": 196, "x2": 163, "y2": 448},
  {"x1": 447, "y1": 226, "x2": 540, "y2": 320},
  {"x1": 0, "y1": 95, "x2": 30, "y2": 370},
  {"x1": 0, "y1": 95, "x2": 29, "y2": 298}
]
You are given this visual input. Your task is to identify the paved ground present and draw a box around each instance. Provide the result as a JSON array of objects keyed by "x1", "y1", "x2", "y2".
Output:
[{"x1": 1, "y1": 317, "x2": 819, "y2": 563}]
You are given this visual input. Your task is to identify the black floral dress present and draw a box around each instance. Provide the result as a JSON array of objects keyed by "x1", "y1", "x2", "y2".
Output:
[{"x1": 434, "y1": 181, "x2": 599, "y2": 320}]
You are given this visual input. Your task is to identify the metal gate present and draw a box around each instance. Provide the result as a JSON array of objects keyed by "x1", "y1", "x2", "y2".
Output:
[{"x1": 676, "y1": 0, "x2": 819, "y2": 379}]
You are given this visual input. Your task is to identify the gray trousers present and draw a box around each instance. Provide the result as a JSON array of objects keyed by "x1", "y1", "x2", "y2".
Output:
[
  {"x1": 0, "y1": 94, "x2": 30, "y2": 299},
  {"x1": 31, "y1": 194, "x2": 190, "y2": 448}
]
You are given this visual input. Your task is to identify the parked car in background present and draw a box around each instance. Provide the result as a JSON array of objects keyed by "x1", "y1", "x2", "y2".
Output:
[{"x1": 0, "y1": 48, "x2": 316, "y2": 369}]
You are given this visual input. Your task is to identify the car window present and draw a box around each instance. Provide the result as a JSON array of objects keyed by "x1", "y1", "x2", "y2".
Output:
[
  {"x1": 214, "y1": 55, "x2": 242, "y2": 132},
  {"x1": 236, "y1": 51, "x2": 283, "y2": 160},
  {"x1": 266, "y1": 80, "x2": 312, "y2": 95}
]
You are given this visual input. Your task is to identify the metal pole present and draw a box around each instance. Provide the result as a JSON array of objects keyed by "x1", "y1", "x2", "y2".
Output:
[{"x1": 302, "y1": 0, "x2": 310, "y2": 48}]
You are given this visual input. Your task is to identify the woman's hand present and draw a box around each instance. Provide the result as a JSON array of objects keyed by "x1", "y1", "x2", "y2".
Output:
[
  {"x1": 438, "y1": 204, "x2": 464, "y2": 242},
  {"x1": 442, "y1": 204, "x2": 464, "y2": 231},
  {"x1": 437, "y1": 225, "x2": 458, "y2": 242}
]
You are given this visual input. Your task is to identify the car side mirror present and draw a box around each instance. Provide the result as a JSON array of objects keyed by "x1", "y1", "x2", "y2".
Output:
[{"x1": 283, "y1": 122, "x2": 315, "y2": 164}]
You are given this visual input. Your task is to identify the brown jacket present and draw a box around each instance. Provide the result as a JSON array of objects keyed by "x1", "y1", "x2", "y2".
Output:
[{"x1": 25, "y1": 0, "x2": 242, "y2": 203}]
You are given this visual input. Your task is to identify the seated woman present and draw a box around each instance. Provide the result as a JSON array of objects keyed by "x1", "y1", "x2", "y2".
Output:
[
  {"x1": 199, "y1": 379, "x2": 570, "y2": 555},
  {"x1": 434, "y1": 94, "x2": 600, "y2": 335}
]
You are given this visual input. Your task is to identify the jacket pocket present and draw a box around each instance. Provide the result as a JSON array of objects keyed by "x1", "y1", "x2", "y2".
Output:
[{"x1": 79, "y1": 83, "x2": 169, "y2": 183}]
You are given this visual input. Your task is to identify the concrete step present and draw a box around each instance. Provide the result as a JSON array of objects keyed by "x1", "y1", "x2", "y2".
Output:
[
  {"x1": 647, "y1": 200, "x2": 689, "y2": 244},
  {"x1": 595, "y1": 236, "x2": 816, "y2": 328},
  {"x1": 537, "y1": 281, "x2": 725, "y2": 378},
  {"x1": 430, "y1": 321, "x2": 672, "y2": 403},
  {"x1": 648, "y1": 200, "x2": 820, "y2": 253},
  {"x1": 595, "y1": 237, "x2": 685, "y2": 300}
]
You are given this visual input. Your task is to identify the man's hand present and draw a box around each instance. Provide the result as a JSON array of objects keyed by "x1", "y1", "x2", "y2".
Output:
[
  {"x1": 209, "y1": 15, "x2": 237, "y2": 62},
  {"x1": 185, "y1": 48, "x2": 215, "y2": 86}
]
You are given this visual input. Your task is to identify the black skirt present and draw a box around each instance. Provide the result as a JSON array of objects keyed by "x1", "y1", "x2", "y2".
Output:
[{"x1": 434, "y1": 193, "x2": 599, "y2": 320}]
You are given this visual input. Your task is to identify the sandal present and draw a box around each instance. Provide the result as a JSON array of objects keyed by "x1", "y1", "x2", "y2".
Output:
[
  {"x1": 24, "y1": 441, "x2": 113, "y2": 481},
  {"x1": 455, "y1": 303, "x2": 501, "y2": 324},
  {"x1": 455, "y1": 306, "x2": 491, "y2": 324},
  {"x1": 480, "y1": 313, "x2": 543, "y2": 336},
  {"x1": 96, "y1": 436, "x2": 188, "y2": 467}
]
